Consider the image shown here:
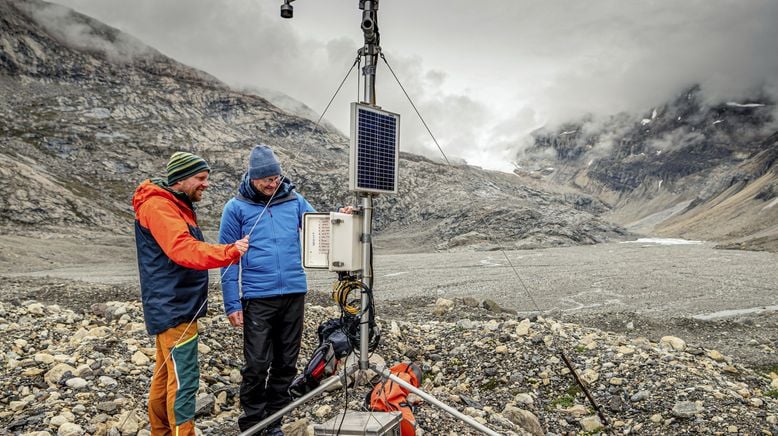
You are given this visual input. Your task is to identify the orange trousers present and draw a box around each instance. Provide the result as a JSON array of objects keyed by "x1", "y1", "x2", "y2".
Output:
[{"x1": 148, "y1": 322, "x2": 200, "y2": 436}]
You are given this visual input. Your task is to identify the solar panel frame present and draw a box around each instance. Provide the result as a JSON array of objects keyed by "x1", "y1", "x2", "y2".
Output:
[{"x1": 349, "y1": 103, "x2": 400, "y2": 194}]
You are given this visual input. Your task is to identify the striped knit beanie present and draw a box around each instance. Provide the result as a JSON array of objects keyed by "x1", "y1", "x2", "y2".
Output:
[{"x1": 166, "y1": 152, "x2": 210, "y2": 185}]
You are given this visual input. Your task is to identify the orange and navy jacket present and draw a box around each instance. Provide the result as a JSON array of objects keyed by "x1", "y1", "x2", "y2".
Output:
[{"x1": 133, "y1": 179, "x2": 241, "y2": 335}]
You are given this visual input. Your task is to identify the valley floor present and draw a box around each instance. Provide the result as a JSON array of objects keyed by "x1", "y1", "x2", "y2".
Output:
[{"x1": 1, "y1": 232, "x2": 776, "y2": 369}]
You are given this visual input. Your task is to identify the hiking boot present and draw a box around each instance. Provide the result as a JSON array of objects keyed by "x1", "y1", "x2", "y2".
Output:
[{"x1": 263, "y1": 425, "x2": 284, "y2": 436}]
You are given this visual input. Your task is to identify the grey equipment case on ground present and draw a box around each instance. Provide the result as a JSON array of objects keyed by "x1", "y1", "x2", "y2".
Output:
[{"x1": 313, "y1": 411, "x2": 402, "y2": 436}]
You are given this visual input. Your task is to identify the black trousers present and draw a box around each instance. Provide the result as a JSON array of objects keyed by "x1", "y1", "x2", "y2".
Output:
[{"x1": 238, "y1": 293, "x2": 305, "y2": 432}]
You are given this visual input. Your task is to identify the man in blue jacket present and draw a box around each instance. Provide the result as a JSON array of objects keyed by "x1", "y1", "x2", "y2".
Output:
[{"x1": 219, "y1": 144, "x2": 315, "y2": 435}]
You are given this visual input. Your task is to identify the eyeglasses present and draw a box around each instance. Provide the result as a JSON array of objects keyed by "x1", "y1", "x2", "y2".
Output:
[{"x1": 259, "y1": 175, "x2": 282, "y2": 185}]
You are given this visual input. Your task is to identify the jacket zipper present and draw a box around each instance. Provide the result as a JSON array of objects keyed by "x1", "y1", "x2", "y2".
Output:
[{"x1": 269, "y1": 208, "x2": 284, "y2": 295}]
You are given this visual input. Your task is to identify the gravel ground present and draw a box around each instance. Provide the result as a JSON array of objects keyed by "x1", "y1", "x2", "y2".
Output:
[
  {"x1": 2, "y1": 288, "x2": 777, "y2": 435},
  {"x1": 2, "y1": 233, "x2": 778, "y2": 435}
]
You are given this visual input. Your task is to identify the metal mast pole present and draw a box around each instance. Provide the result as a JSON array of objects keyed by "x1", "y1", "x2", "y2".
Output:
[
  {"x1": 255, "y1": 3, "x2": 502, "y2": 434},
  {"x1": 358, "y1": 0, "x2": 379, "y2": 370},
  {"x1": 360, "y1": 0, "x2": 379, "y2": 106}
]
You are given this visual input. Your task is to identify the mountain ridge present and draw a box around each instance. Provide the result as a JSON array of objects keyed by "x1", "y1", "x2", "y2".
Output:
[
  {"x1": 519, "y1": 85, "x2": 778, "y2": 251},
  {"x1": 0, "y1": 0, "x2": 624, "y2": 253}
]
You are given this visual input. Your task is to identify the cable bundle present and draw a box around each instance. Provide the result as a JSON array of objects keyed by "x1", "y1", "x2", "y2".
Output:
[{"x1": 331, "y1": 275, "x2": 380, "y2": 353}]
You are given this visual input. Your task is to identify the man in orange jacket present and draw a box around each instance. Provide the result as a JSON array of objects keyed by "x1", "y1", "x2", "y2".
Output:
[{"x1": 133, "y1": 151, "x2": 249, "y2": 435}]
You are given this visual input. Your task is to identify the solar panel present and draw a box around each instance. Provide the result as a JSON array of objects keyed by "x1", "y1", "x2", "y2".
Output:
[{"x1": 349, "y1": 103, "x2": 400, "y2": 194}]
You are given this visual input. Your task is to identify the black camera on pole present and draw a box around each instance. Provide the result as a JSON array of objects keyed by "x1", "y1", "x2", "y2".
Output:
[{"x1": 280, "y1": 0, "x2": 294, "y2": 18}]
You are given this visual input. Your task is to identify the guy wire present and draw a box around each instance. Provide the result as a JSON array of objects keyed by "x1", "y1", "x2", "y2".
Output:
[
  {"x1": 380, "y1": 52, "x2": 609, "y2": 426},
  {"x1": 380, "y1": 53, "x2": 450, "y2": 166},
  {"x1": 380, "y1": 53, "x2": 543, "y2": 314}
]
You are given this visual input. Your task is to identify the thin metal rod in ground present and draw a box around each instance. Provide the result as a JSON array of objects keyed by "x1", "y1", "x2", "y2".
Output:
[
  {"x1": 559, "y1": 351, "x2": 608, "y2": 427},
  {"x1": 372, "y1": 365, "x2": 502, "y2": 436}
]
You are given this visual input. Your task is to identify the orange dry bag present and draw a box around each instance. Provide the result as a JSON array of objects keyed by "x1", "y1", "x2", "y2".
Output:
[{"x1": 367, "y1": 362, "x2": 423, "y2": 436}]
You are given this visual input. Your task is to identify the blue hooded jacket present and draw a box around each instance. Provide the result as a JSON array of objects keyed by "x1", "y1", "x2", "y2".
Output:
[{"x1": 218, "y1": 174, "x2": 315, "y2": 315}]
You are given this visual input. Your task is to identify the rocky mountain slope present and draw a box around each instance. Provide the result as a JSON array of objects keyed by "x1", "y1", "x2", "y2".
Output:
[
  {"x1": 0, "y1": 0, "x2": 624, "y2": 252},
  {"x1": 519, "y1": 86, "x2": 778, "y2": 251}
]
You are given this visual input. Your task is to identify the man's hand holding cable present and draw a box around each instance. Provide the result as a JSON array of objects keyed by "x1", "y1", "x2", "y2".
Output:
[
  {"x1": 234, "y1": 235, "x2": 249, "y2": 255},
  {"x1": 226, "y1": 236, "x2": 248, "y2": 328}
]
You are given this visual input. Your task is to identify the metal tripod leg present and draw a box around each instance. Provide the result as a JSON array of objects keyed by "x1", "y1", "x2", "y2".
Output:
[
  {"x1": 371, "y1": 364, "x2": 501, "y2": 436},
  {"x1": 236, "y1": 362, "x2": 501, "y2": 436},
  {"x1": 237, "y1": 366, "x2": 358, "y2": 436}
]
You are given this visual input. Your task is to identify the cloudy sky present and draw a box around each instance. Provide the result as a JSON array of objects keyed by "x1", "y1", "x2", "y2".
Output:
[{"x1": 55, "y1": 0, "x2": 778, "y2": 171}]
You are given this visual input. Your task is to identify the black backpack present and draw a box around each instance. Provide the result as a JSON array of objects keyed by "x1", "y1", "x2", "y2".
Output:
[{"x1": 289, "y1": 318, "x2": 353, "y2": 399}]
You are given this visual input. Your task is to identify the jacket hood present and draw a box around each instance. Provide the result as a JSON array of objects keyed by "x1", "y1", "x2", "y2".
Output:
[{"x1": 132, "y1": 178, "x2": 192, "y2": 216}]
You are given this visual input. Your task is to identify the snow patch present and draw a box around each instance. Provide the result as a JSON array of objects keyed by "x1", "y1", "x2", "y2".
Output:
[
  {"x1": 83, "y1": 108, "x2": 111, "y2": 119},
  {"x1": 479, "y1": 258, "x2": 503, "y2": 267},
  {"x1": 382, "y1": 271, "x2": 409, "y2": 277},
  {"x1": 693, "y1": 305, "x2": 778, "y2": 321},
  {"x1": 726, "y1": 102, "x2": 766, "y2": 108},
  {"x1": 763, "y1": 198, "x2": 778, "y2": 211},
  {"x1": 621, "y1": 238, "x2": 703, "y2": 246}
]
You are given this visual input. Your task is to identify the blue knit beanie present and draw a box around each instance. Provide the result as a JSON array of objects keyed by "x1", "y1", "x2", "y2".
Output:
[{"x1": 248, "y1": 144, "x2": 282, "y2": 179}]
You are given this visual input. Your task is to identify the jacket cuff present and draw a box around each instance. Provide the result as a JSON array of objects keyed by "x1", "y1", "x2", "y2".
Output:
[
  {"x1": 225, "y1": 306, "x2": 241, "y2": 316},
  {"x1": 226, "y1": 244, "x2": 241, "y2": 260}
]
